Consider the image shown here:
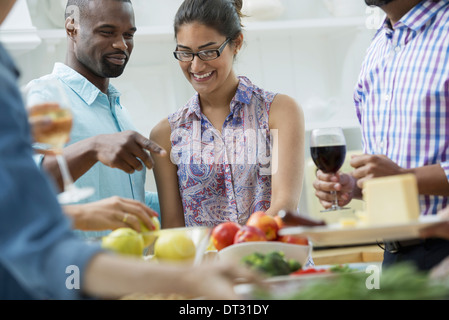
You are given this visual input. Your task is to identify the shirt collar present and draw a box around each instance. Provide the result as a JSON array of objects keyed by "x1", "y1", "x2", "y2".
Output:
[
  {"x1": 185, "y1": 93, "x2": 201, "y2": 119},
  {"x1": 383, "y1": 0, "x2": 447, "y2": 32},
  {"x1": 233, "y1": 76, "x2": 253, "y2": 106},
  {"x1": 185, "y1": 76, "x2": 254, "y2": 118},
  {"x1": 51, "y1": 62, "x2": 121, "y2": 106}
]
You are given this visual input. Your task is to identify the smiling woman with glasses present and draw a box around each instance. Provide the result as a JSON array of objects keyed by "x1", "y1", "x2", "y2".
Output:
[
  {"x1": 150, "y1": 0, "x2": 307, "y2": 245},
  {"x1": 174, "y1": 38, "x2": 231, "y2": 61}
]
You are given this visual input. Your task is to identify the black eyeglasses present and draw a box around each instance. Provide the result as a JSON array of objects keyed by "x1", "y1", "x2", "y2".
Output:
[{"x1": 173, "y1": 38, "x2": 231, "y2": 62}]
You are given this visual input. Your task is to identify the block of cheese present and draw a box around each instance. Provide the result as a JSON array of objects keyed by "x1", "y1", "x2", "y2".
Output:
[
  {"x1": 363, "y1": 174, "x2": 420, "y2": 225},
  {"x1": 339, "y1": 217, "x2": 358, "y2": 228}
]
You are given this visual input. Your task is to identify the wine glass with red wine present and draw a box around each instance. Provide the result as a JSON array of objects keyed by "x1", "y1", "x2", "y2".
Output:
[{"x1": 310, "y1": 127, "x2": 349, "y2": 211}]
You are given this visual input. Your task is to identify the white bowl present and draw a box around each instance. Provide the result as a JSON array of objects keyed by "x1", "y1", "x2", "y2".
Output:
[{"x1": 217, "y1": 241, "x2": 311, "y2": 267}]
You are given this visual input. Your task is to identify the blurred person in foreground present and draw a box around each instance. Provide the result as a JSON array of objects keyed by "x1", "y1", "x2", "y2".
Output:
[
  {"x1": 313, "y1": 0, "x2": 449, "y2": 271},
  {"x1": 0, "y1": 0, "x2": 257, "y2": 300}
]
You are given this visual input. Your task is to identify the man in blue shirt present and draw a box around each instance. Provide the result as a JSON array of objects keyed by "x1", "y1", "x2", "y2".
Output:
[
  {"x1": 0, "y1": 0, "x2": 256, "y2": 300},
  {"x1": 28, "y1": 0, "x2": 165, "y2": 238}
]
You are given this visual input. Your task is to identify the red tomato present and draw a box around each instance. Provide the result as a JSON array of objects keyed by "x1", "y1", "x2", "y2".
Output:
[{"x1": 291, "y1": 268, "x2": 328, "y2": 275}]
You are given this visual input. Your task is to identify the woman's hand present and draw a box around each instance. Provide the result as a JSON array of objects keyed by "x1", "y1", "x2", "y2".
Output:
[{"x1": 63, "y1": 196, "x2": 159, "y2": 232}]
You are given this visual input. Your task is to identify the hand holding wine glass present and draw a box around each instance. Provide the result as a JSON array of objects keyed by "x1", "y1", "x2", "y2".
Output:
[
  {"x1": 24, "y1": 78, "x2": 95, "y2": 204},
  {"x1": 310, "y1": 127, "x2": 349, "y2": 212}
]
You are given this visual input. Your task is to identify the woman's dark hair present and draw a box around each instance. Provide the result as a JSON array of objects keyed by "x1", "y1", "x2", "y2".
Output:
[{"x1": 174, "y1": 0, "x2": 244, "y2": 40}]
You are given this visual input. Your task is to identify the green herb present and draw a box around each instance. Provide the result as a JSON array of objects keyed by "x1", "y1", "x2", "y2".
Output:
[
  {"x1": 258, "y1": 262, "x2": 449, "y2": 300},
  {"x1": 241, "y1": 251, "x2": 302, "y2": 277}
]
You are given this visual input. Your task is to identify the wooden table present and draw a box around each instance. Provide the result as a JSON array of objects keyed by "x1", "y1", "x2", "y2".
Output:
[{"x1": 311, "y1": 244, "x2": 384, "y2": 265}]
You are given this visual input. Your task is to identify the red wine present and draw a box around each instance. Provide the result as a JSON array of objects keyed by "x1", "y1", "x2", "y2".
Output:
[{"x1": 311, "y1": 145, "x2": 346, "y2": 173}]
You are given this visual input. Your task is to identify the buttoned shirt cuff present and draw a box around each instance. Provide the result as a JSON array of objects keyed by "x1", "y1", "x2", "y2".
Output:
[{"x1": 440, "y1": 161, "x2": 449, "y2": 182}]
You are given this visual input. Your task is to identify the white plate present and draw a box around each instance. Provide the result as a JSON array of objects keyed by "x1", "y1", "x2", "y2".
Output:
[
  {"x1": 234, "y1": 262, "x2": 378, "y2": 298},
  {"x1": 278, "y1": 215, "x2": 446, "y2": 246},
  {"x1": 264, "y1": 262, "x2": 372, "y2": 284}
]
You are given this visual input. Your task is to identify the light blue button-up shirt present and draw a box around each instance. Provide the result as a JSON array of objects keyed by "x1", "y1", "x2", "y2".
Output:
[{"x1": 28, "y1": 63, "x2": 152, "y2": 238}]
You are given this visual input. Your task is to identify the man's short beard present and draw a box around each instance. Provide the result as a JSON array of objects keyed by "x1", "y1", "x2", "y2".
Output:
[
  {"x1": 101, "y1": 59, "x2": 127, "y2": 78},
  {"x1": 365, "y1": 0, "x2": 395, "y2": 7}
]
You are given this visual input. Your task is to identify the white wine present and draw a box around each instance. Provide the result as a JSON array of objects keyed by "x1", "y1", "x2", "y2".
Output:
[
  {"x1": 24, "y1": 80, "x2": 95, "y2": 204},
  {"x1": 28, "y1": 102, "x2": 73, "y2": 150}
]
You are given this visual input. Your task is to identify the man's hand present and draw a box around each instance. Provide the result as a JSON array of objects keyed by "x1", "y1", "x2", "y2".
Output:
[
  {"x1": 313, "y1": 154, "x2": 405, "y2": 209},
  {"x1": 350, "y1": 154, "x2": 405, "y2": 189},
  {"x1": 93, "y1": 131, "x2": 167, "y2": 174},
  {"x1": 39, "y1": 130, "x2": 167, "y2": 191},
  {"x1": 313, "y1": 171, "x2": 356, "y2": 210}
]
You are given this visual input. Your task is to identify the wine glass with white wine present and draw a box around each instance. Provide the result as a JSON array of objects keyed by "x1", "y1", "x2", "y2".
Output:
[
  {"x1": 24, "y1": 78, "x2": 95, "y2": 204},
  {"x1": 310, "y1": 127, "x2": 350, "y2": 212}
]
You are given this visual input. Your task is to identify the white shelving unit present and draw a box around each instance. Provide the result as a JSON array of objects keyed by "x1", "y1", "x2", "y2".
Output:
[
  {"x1": 246, "y1": 16, "x2": 368, "y2": 33},
  {"x1": 24, "y1": 15, "x2": 373, "y2": 132},
  {"x1": 33, "y1": 16, "x2": 368, "y2": 42}
]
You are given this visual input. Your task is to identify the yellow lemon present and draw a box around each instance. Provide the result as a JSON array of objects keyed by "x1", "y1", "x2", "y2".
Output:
[
  {"x1": 102, "y1": 228, "x2": 144, "y2": 257},
  {"x1": 154, "y1": 231, "x2": 196, "y2": 262},
  {"x1": 140, "y1": 216, "x2": 161, "y2": 247}
]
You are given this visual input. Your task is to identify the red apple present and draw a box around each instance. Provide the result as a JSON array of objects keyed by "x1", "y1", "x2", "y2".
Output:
[
  {"x1": 274, "y1": 215, "x2": 284, "y2": 229},
  {"x1": 246, "y1": 211, "x2": 279, "y2": 241},
  {"x1": 278, "y1": 235, "x2": 309, "y2": 246},
  {"x1": 234, "y1": 225, "x2": 267, "y2": 244},
  {"x1": 211, "y1": 222, "x2": 241, "y2": 251}
]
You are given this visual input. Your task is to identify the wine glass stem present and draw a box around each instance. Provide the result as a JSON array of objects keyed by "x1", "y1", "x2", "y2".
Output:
[
  {"x1": 331, "y1": 190, "x2": 339, "y2": 210},
  {"x1": 55, "y1": 153, "x2": 75, "y2": 191}
]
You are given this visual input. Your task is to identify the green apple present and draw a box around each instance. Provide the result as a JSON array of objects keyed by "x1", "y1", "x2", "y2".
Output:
[{"x1": 102, "y1": 228, "x2": 144, "y2": 257}]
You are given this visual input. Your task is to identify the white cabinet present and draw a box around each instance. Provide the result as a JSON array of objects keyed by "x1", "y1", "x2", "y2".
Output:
[
  {"x1": 2, "y1": 0, "x2": 379, "y2": 213},
  {"x1": 7, "y1": 1, "x2": 377, "y2": 135}
]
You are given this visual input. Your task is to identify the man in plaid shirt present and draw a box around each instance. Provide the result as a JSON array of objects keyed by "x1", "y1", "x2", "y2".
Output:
[{"x1": 314, "y1": 0, "x2": 449, "y2": 271}]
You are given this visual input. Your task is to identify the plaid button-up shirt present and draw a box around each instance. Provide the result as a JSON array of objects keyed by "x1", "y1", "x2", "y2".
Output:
[{"x1": 354, "y1": 0, "x2": 449, "y2": 215}]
